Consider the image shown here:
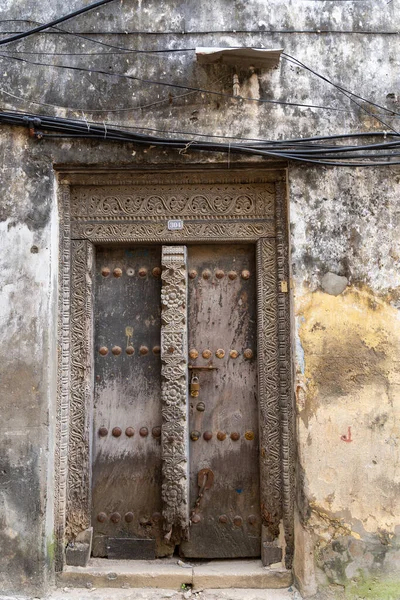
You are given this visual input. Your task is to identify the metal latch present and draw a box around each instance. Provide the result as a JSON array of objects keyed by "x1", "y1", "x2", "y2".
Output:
[{"x1": 190, "y1": 468, "x2": 214, "y2": 524}]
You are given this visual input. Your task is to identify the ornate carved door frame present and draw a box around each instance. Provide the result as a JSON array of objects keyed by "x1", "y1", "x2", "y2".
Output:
[{"x1": 54, "y1": 166, "x2": 294, "y2": 571}]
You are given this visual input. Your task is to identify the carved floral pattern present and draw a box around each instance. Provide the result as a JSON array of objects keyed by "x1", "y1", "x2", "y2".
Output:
[
  {"x1": 70, "y1": 183, "x2": 275, "y2": 220},
  {"x1": 66, "y1": 240, "x2": 94, "y2": 540},
  {"x1": 70, "y1": 221, "x2": 275, "y2": 242},
  {"x1": 161, "y1": 285, "x2": 185, "y2": 309},
  {"x1": 160, "y1": 246, "x2": 189, "y2": 537}
]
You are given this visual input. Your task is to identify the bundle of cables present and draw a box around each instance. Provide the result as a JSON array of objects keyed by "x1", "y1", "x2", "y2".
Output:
[{"x1": 1, "y1": 110, "x2": 400, "y2": 167}]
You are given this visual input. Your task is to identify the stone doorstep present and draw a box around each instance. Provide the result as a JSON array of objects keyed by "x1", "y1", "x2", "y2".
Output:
[{"x1": 58, "y1": 558, "x2": 293, "y2": 590}]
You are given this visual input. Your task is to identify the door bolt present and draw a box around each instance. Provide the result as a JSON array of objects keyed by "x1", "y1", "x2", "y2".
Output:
[
  {"x1": 98, "y1": 427, "x2": 108, "y2": 437},
  {"x1": 152, "y1": 426, "x2": 161, "y2": 438},
  {"x1": 126, "y1": 346, "x2": 135, "y2": 355},
  {"x1": 243, "y1": 348, "x2": 254, "y2": 359},
  {"x1": 112, "y1": 427, "x2": 122, "y2": 437},
  {"x1": 139, "y1": 427, "x2": 149, "y2": 437},
  {"x1": 113, "y1": 268, "x2": 123, "y2": 278},
  {"x1": 229, "y1": 349, "x2": 239, "y2": 359},
  {"x1": 152, "y1": 512, "x2": 162, "y2": 522},
  {"x1": 190, "y1": 430, "x2": 201, "y2": 441},
  {"x1": 215, "y1": 269, "x2": 225, "y2": 279},
  {"x1": 110, "y1": 512, "x2": 121, "y2": 523},
  {"x1": 191, "y1": 514, "x2": 201, "y2": 524},
  {"x1": 248, "y1": 515, "x2": 257, "y2": 525},
  {"x1": 97, "y1": 512, "x2": 107, "y2": 523},
  {"x1": 203, "y1": 431, "x2": 213, "y2": 441},
  {"x1": 217, "y1": 431, "x2": 226, "y2": 441},
  {"x1": 125, "y1": 427, "x2": 135, "y2": 437},
  {"x1": 112, "y1": 346, "x2": 122, "y2": 356},
  {"x1": 202, "y1": 349, "x2": 212, "y2": 359},
  {"x1": 241, "y1": 270, "x2": 251, "y2": 280},
  {"x1": 233, "y1": 516, "x2": 243, "y2": 527},
  {"x1": 216, "y1": 348, "x2": 225, "y2": 359},
  {"x1": 230, "y1": 432, "x2": 240, "y2": 441}
]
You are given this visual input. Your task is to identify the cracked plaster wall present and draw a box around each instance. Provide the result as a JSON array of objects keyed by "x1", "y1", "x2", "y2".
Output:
[{"x1": 0, "y1": 0, "x2": 399, "y2": 597}]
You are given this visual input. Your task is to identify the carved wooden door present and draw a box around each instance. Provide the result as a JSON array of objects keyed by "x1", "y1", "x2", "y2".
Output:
[
  {"x1": 92, "y1": 246, "x2": 171, "y2": 559},
  {"x1": 180, "y1": 244, "x2": 260, "y2": 558},
  {"x1": 92, "y1": 244, "x2": 260, "y2": 559}
]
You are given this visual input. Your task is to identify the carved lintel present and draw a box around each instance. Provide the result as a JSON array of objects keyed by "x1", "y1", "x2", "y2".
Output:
[
  {"x1": 160, "y1": 246, "x2": 189, "y2": 538},
  {"x1": 66, "y1": 240, "x2": 94, "y2": 541},
  {"x1": 70, "y1": 220, "x2": 275, "y2": 243},
  {"x1": 70, "y1": 182, "x2": 275, "y2": 220}
]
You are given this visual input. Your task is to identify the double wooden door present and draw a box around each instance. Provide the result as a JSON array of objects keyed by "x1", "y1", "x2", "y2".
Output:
[{"x1": 92, "y1": 244, "x2": 260, "y2": 559}]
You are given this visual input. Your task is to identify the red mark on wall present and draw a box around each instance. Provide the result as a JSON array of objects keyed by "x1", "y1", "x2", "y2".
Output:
[{"x1": 341, "y1": 427, "x2": 352, "y2": 443}]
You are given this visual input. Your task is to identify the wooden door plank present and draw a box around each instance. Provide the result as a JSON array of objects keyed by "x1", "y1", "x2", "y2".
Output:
[
  {"x1": 92, "y1": 246, "x2": 171, "y2": 558},
  {"x1": 181, "y1": 244, "x2": 261, "y2": 558}
]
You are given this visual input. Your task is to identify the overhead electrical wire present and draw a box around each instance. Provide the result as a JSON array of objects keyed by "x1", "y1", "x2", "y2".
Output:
[
  {"x1": 0, "y1": 2, "x2": 398, "y2": 167},
  {"x1": 281, "y1": 53, "x2": 399, "y2": 117},
  {"x1": 0, "y1": 52, "x2": 353, "y2": 113},
  {"x1": 0, "y1": 75, "x2": 230, "y2": 114},
  {"x1": 282, "y1": 53, "x2": 399, "y2": 133},
  {"x1": 0, "y1": 18, "x2": 397, "y2": 123},
  {"x1": 0, "y1": 0, "x2": 117, "y2": 46},
  {"x1": 1, "y1": 110, "x2": 400, "y2": 167},
  {"x1": 1, "y1": 25, "x2": 397, "y2": 35}
]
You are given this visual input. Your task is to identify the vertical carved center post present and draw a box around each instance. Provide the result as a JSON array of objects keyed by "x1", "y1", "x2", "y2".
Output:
[{"x1": 160, "y1": 246, "x2": 190, "y2": 540}]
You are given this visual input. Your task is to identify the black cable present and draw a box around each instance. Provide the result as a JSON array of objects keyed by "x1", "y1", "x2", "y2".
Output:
[
  {"x1": 0, "y1": 0, "x2": 116, "y2": 47},
  {"x1": 284, "y1": 54, "x2": 398, "y2": 134},
  {"x1": 282, "y1": 53, "x2": 400, "y2": 117},
  {"x1": 1, "y1": 19, "x2": 197, "y2": 54},
  {"x1": 0, "y1": 53, "x2": 354, "y2": 113},
  {"x1": 1, "y1": 109, "x2": 400, "y2": 167},
  {"x1": 0, "y1": 76, "x2": 230, "y2": 114},
  {"x1": 0, "y1": 48, "x2": 196, "y2": 56},
  {"x1": 1, "y1": 27, "x2": 398, "y2": 35}
]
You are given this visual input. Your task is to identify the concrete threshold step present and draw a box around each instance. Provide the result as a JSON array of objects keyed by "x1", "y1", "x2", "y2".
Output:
[{"x1": 58, "y1": 558, "x2": 293, "y2": 590}]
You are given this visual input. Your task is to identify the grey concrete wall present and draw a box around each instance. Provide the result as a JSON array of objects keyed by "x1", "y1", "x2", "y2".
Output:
[{"x1": 0, "y1": 0, "x2": 399, "y2": 597}]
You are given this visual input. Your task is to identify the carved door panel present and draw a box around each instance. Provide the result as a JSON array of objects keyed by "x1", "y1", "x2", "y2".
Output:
[
  {"x1": 181, "y1": 244, "x2": 260, "y2": 558},
  {"x1": 92, "y1": 243, "x2": 260, "y2": 559},
  {"x1": 92, "y1": 246, "x2": 171, "y2": 559}
]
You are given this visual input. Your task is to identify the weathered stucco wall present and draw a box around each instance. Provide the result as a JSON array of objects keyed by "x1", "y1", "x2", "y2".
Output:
[
  {"x1": 0, "y1": 0, "x2": 399, "y2": 597},
  {"x1": 290, "y1": 168, "x2": 400, "y2": 597},
  {"x1": 0, "y1": 131, "x2": 58, "y2": 595}
]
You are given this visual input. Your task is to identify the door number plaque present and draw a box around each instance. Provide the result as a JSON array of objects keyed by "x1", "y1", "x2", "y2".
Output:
[{"x1": 168, "y1": 219, "x2": 184, "y2": 231}]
